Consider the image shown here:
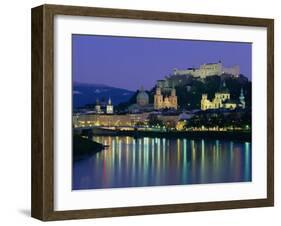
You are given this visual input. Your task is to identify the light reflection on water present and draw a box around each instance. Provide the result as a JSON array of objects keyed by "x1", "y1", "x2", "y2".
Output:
[{"x1": 73, "y1": 136, "x2": 252, "y2": 190}]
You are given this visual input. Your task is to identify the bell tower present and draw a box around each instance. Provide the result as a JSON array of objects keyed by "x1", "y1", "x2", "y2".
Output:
[
  {"x1": 201, "y1": 94, "x2": 208, "y2": 111},
  {"x1": 239, "y1": 88, "x2": 246, "y2": 109},
  {"x1": 170, "y1": 87, "x2": 177, "y2": 109},
  {"x1": 154, "y1": 87, "x2": 163, "y2": 109},
  {"x1": 106, "y1": 97, "x2": 114, "y2": 114}
]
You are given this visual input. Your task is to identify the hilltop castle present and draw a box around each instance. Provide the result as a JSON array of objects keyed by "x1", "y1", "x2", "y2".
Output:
[
  {"x1": 157, "y1": 61, "x2": 240, "y2": 91},
  {"x1": 154, "y1": 87, "x2": 178, "y2": 110},
  {"x1": 172, "y1": 61, "x2": 239, "y2": 79}
]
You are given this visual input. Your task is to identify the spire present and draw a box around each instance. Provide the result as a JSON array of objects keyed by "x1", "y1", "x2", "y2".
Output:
[
  {"x1": 140, "y1": 86, "x2": 144, "y2": 92},
  {"x1": 239, "y1": 88, "x2": 245, "y2": 100},
  {"x1": 239, "y1": 88, "x2": 245, "y2": 109},
  {"x1": 108, "y1": 97, "x2": 112, "y2": 105},
  {"x1": 96, "y1": 98, "x2": 100, "y2": 105},
  {"x1": 240, "y1": 88, "x2": 244, "y2": 96},
  {"x1": 220, "y1": 80, "x2": 229, "y2": 93}
]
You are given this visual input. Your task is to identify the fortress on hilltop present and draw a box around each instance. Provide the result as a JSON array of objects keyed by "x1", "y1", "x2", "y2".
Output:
[
  {"x1": 157, "y1": 61, "x2": 240, "y2": 91},
  {"x1": 172, "y1": 61, "x2": 240, "y2": 79}
]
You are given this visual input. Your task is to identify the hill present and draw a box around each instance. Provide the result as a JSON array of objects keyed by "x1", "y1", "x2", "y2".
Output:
[
  {"x1": 73, "y1": 82, "x2": 135, "y2": 108},
  {"x1": 116, "y1": 75, "x2": 252, "y2": 111}
]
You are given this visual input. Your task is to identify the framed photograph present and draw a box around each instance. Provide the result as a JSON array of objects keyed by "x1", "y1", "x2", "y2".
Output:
[{"x1": 31, "y1": 4, "x2": 274, "y2": 221}]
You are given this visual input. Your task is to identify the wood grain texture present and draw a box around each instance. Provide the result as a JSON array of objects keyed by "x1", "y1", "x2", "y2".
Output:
[
  {"x1": 266, "y1": 19, "x2": 274, "y2": 206},
  {"x1": 31, "y1": 5, "x2": 55, "y2": 220},
  {"x1": 31, "y1": 4, "x2": 274, "y2": 221},
  {"x1": 31, "y1": 5, "x2": 44, "y2": 220}
]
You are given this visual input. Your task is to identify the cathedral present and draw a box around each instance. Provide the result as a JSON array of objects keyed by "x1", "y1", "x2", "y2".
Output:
[{"x1": 154, "y1": 87, "x2": 178, "y2": 110}]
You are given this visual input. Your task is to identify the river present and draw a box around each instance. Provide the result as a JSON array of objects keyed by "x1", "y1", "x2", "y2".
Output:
[{"x1": 73, "y1": 136, "x2": 251, "y2": 190}]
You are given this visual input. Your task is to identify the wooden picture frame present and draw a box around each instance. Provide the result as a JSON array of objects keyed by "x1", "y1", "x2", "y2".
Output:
[{"x1": 31, "y1": 4, "x2": 274, "y2": 221}]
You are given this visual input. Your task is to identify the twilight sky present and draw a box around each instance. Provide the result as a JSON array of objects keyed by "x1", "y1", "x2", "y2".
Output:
[{"x1": 72, "y1": 34, "x2": 252, "y2": 91}]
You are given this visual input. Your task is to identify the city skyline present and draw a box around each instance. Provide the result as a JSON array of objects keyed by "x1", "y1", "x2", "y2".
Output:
[{"x1": 72, "y1": 34, "x2": 252, "y2": 91}]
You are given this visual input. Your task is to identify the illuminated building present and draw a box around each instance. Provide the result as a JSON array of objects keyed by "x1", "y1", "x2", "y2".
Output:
[
  {"x1": 171, "y1": 61, "x2": 239, "y2": 79},
  {"x1": 73, "y1": 112, "x2": 183, "y2": 129},
  {"x1": 106, "y1": 98, "x2": 114, "y2": 114},
  {"x1": 154, "y1": 87, "x2": 177, "y2": 110},
  {"x1": 128, "y1": 86, "x2": 154, "y2": 113},
  {"x1": 95, "y1": 99, "x2": 102, "y2": 114},
  {"x1": 156, "y1": 61, "x2": 240, "y2": 91},
  {"x1": 95, "y1": 97, "x2": 114, "y2": 114},
  {"x1": 200, "y1": 82, "x2": 237, "y2": 110},
  {"x1": 239, "y1": 88, "x2": 246, "y2": 109},
  {"x1": 73, "y1": 113, "x2": 150, "y2": 128}
]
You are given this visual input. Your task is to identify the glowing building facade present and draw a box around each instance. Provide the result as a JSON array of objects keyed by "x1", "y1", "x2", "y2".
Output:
[
  {"x1": 154, "y1": 87, "x2": 178, "y2": 110},
  {"x1": 172, "y1": 61, "x2": 240, "y2": 79},
  {"x1": 201, "y1": 84, "x2": 246, "y2": 111},
  {"x1": 106, "y1": 98, "x2": 114, "y2": 114}
]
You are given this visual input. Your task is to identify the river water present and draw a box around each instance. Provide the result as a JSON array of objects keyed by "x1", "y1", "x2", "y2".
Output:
[{"x1": 73, "y1": 136, "x2": 251, "y2": 190}]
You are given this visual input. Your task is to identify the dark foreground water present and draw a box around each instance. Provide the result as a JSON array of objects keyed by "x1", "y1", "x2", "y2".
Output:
[{"x1": 73, "y1": 136, "x2": 251, "y2": 190}]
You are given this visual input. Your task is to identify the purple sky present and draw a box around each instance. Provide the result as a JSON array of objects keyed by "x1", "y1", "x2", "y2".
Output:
[{"x1": 73, "y1": 34, "x2": 252, "y2": 91}]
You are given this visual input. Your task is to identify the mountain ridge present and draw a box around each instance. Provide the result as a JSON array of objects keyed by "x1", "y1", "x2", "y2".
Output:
[{"x1": 73, "y1": 82, "x2": 135, "y2": 108}]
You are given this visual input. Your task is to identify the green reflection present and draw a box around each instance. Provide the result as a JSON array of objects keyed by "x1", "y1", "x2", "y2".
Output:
[
  {"x1": 132, "y1": 139, "x2": 136, "y2": 181},
  {"x1": 200, "y1": 140, "x2": 206, "y2": 182},
  {"x1": 182, "y1": 139, "x2": 187, "y2": 183},
  {"x1": 177, "y1": 139, "x2": 181, "y2": 171},
  {"x1": 191, "y1": 140, "x2": 196, "y2": 180},
  {"x1": 162, "y1": 138, "x2": 166, "y2": 173},
  {"x1": 245, "y1": 142, "x2": 250, "y2": 180},
  {"x1": 151, "y1": 138, "x2": 155, "y2": 176},
  {"x1": 143, "y1": 137, "x2": 149, "y2": 185}
]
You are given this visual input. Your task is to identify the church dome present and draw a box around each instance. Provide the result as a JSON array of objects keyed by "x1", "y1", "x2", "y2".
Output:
[{"x1": 136, "y1": 87, "x2": 149, "y2": 106}]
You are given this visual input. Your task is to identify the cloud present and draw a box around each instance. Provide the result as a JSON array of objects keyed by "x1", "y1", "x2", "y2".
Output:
[{"x1": 73, "y1": 90, "x2": 82, "y2": 95}]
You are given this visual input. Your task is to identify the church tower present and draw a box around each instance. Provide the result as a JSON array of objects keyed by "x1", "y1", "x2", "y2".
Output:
[
  {"x1": 201, "y1": 94, "x2": 208, "y2": 110},
  {"x1": 154, "y1": 87, "x2": 163, "y2": 109},
  {"x1": 95, "y1": 98, "x2": 101, "y2": 114},
  {"x1": 239, "y1": 88, "x2": 246, "y2": 109},
  {"x1": 106, "y1": 98, "x2": 114, "y2": 114},
  {"x1": 170, "y1": 87, "x2": 178, "y2": 109}
]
